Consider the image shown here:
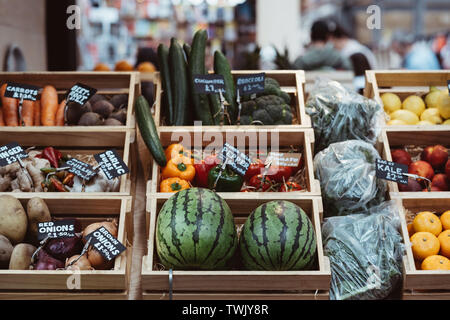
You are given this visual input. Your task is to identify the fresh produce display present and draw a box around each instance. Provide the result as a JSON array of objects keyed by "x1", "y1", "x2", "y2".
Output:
[
  {"x1": 391, "y1": 144, "x2": 449, "y2": 192},
  {"x1": 0, "y1": 196, "x2": 122, "y2": 270},
  {"x1": 239, "y1": 200, "x2": 317, "y2": 271},
  {"x1": 157, "y1": 29, "x2": 294, "y2": 126},
  {"x1": 381, "y1": 87, "x2": 450, "y2": 126},
  {"x1": 0, "y1": 83, "x2": 129, "y2": 126},
  {"x1": 0, "y1": 147, "x2": 119, "y2": 192},
  {"x1": 314, "y1": 140, "x2": 387, "y2": 217},
  {"x1": 155, "y1": 188, "x2": 238, "y2": 270},
  {"x1": 158, "y1": 143, "x2": 306, "y2": 193},
  {"x1": 322, "y1": 201, "x2": 404, "y2": 300},
  {"x1": 306, "y1": 79, "x2": 383, "y2": 153},
  {"x1": 406, "y1": 210, "x2": 450, "y2": 270}
]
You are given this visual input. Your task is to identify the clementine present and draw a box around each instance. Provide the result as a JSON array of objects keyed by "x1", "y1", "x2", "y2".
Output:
[
  {"x1": 413, "y1": 211, "x2": 442, "y2": 236},
  {"x1": 438, "y1": 229, "x2": 450, "y2": 259},
  {"x1": 410, "y1": 231, "x2": 440, "y2": 260},
  {"x1": 440, "y1": 210, "x2": 450, "y2": 230},
  {"x1": 421, "y1": 255, "x2": 450, "y2": 270},
  {"x1": 114, "y1": 60, "x2": 134, "y2": 71}
]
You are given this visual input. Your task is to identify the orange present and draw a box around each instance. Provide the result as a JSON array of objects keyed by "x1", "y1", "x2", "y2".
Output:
[
  {"x1": 410, "y1": 231, "x2": 440, "y2": 260},
  {"x1": 137, "y1": 62, "x2": 156, "y2": 72},
  {"x1": 407, "y1": 223, "x2": 415, "y2": 237},
  {"x1": 114, "y1": 60, "x2": 134, "y2": 71},
  {"x1": 421, "y1": 255, "x2": 450, "y2": 270},
  {"x1": 440, "y1": 210, "x2": 450, "y2": 230},
  {"x1": 413, "y1": 211, "x2": 442, "y2": 236},
  {"x1": 438, "y1": 230, "x2": 450, "y2": 258},
  {"x1": 93, "y1": 63, "x2": 110, "y2": 71}
]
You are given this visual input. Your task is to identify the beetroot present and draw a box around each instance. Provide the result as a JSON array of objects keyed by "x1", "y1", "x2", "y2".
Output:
[{"x1": 34, "y1": 250, "x2": 64, "y2": 270}]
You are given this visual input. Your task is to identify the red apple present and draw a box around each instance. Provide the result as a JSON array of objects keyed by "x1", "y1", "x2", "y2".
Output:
[
  {"x1": 391, "y1": 149, "x2": 412, "y2": 166},
  {"x1": 431, "y1": 173, "x2": 449, "y2": 191},
  {"x1": 423, "y1": 186, "x2": 442, "y2": 192},
  {"x1": 398, "y1": 178, "x2": 422, "y2": 192},
  {"x1": 408, "y1": 160, "x2": 435, "y2": 183},
  {"x1": 446, "y1": 159, "x2": 450, "y2": 181},
  {"x1": 421, "y1": 145, "x2": 449, "y2": 169}
]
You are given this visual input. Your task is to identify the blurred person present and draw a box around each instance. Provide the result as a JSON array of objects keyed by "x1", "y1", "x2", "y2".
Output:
[
  {"x1": 292, "y1": 20, "x2": 352, "y2": 71},
  {"x1": 349, "y1": 53, "x2": 371, "y2": 95},
  {"x1": 328, "y1": 21, "x2": 378, "y2": 70},
  {"x1": 392, "y1": 30, "x2": 441, "y2": 70}
]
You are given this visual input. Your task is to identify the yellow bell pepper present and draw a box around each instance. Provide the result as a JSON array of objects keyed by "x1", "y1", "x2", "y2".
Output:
[
  {"x1": 165, "y1": 143, "x2": 193, "y2": 164},
  {"x1": 161, "y1": 156, "x2": 196, "y2": 181},
  {"x1": 160, "y1": 177, "x2": 190, "y2": 193}
]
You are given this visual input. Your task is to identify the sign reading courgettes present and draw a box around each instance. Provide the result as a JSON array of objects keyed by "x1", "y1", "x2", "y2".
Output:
[{"x1": 193, "y1": 74, "x2": 226, "y2": 94}]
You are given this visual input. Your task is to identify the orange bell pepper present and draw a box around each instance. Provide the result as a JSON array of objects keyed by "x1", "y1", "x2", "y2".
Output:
[
  {"x1": 161, "y1": 156, "x2": 196, "y2": 181},
  {"x1": 165, "y1": 143, "x2": 193, "y2": 164},
  {"x1": 160, "y1": 177, "x2": 190, "y2": 192}
]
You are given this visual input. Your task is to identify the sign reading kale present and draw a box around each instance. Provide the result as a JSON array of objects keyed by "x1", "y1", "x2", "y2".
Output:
[
  {"x1": 236, "y1": 73, "x2": 265, "y2": 94},
  {"x1": 94, "y1": 149, "x2": 129, "y2": 180},
  {"x1": 218, "y1": 143, "x2": 251, "y2": 176},
  {"x1": 65, "y1": 83, "x2": 97, "y2": 106},
  {"x1": 85, "y1": 226, "x2": 126, "y2": 261},
  {"x1": 266, "y1": 152, "x2": 302, "y2": 167},
  {"x1": 193, "y1": 74, "x2": 226, "y2": 94},
  {"x1": 375, "y1": 158, "x2": 408, "y2": 185},
  {"x1": 37, "y1": 219, "x2": 77, "y2": 241},
  {"x1": 64, "y1": 158, "x2": 97, "y2": 181},
  {"x1": 4, "y1": 82, "x2": 39, "y2": 101},
  {"x1": 0, "y1": 142, "x2": 28, "y2": 167}
]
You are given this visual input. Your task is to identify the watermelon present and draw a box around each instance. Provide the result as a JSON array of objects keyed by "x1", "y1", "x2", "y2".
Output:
[
  {"x1": 239, "y1": 200, "x2": 317, "y2": 271},
  {"x1": 156, "y1": 188, "x2": 238, "y2": 270}
]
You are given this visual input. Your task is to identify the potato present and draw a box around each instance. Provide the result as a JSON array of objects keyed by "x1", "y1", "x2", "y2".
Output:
[
  {"x1": 26, "y1": 197, "x2": 52, "y2": 241},
  {"x1": 0, "y1": 235, "x2": 13, "y2": 268},
  {"x1": 0, "y1": 195, "x2": 28, "y2": 244},
  {"x1": 9, "y1": 243, "x2": 36, "y2": 270}
]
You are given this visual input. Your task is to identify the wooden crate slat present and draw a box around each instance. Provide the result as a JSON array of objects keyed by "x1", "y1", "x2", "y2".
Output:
[{"x1": 142, "y1": 291, "x2": 329, "y2": 300}]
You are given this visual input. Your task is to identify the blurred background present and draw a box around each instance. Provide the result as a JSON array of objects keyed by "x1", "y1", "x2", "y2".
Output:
[{"x1": 0, "y1": 0, "x2": 449, "y2": 73}]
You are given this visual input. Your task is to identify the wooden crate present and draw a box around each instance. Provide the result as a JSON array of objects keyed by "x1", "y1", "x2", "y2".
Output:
[
  {"x1": 380, "y1": 127, "x2": 450, "y2": 197},
  {"x1": 364, "y1": 70, "x2": 450, "y2": 127},
  {"x1": 390, "y1": 196, "x2": 450, "y2": 300},
  {"x1": 151, "y1": 70, "x2": 311, "y2": 129},
  {"x1": 0, "y1": 195, "x2": 133, "y2": 300},
  {"x1": 149, "y1": 128, "x2": 321, "y2": 197},
  {"x1": 0, "y1": 72, "x2": 140, "y2": 129},
  {"x1": 142, "y1": 291, "x2": 329, "y2": 300},
  {"x1": 141, "y1": 196, "x2": 331, "y2": 298}
]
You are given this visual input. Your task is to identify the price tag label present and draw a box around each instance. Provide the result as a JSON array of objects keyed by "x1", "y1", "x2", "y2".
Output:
[
  {"x1": 193, "y1": 74, "x2": 226, "y2": 94},
  {"x1": 64, "y1": 158, "x2": 97, "y2": 181},
  {"x1": 4, "y1": 82, "x2": 39, "y2": 101},
  {"x1": 65, "y1": 83, "x2": 97, "y2": 106},
  {"x1": 236, "y1": 73, "x2": 265, "y2": 94},
  {"x1": 85, "y1": 226, "x2": 126, "y2": 261},
  {"x1": 37, "y1": 219, "x2": 77, "y2": 241},
  {"x1": 375, "y1": 158, "x2": 408, "y2": 185},
  {"x1": 218, "y1": 143, "x2": 251, "y2": 176},
  {"x1": 265, "y1": 152, "x2": 302, "y2": 167},
  {"x1": 94, "y1": 149, "x2": 129, "y2": 180},
  {"x1": 0, "y1": 142, "x2": 28, "y2": 167}
]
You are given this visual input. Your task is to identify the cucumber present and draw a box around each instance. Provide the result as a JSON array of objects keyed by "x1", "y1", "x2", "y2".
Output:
[
  {"x1": 135, "y1": 95, "x2": 167, "y2": 167},
  {"x1": 169, "y1": 38, "x2": 189, "y2": 126},
  {"x1": 188, "y1": 29, "x2": 214, "y2": 125},
  {"x1": 214, "y1": 50, "x2": 237, "y2": 124},
  {"x1": 157, "y1": 44, "x2": 174, "y2": 125},
  {"x1": 183, "y1": 43, "x2": 191, "y2": 62}
]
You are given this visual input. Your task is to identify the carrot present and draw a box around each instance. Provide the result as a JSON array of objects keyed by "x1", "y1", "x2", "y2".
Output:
[
  {"x1": 21, "y1": 100, "x2": 35, "y2": 126},
  {"x1": 55, "y1": 99, "x2": 66, "y2": 126},
  {"x1": 40, "y1": 85, "x2": 59, "y2": 126},
  {"x1": 0, "y1": 108, "x2": 4, "y2": 126},
  {"x1": 34, "y1": 100, "x2": 41, "y2": 126},
  {"x1": 0, "y1": 83, "x2": 19, "y2": 126}
]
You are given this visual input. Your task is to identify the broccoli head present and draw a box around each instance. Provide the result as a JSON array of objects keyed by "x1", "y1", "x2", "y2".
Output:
[
  {"x1": 265, "y1": 77, "x2": 281, "y2": 89},
  {"x1": 241, "y1": 100, "x2": 257, "y2": 116},
  {"x1": 252, "y1": 109, "x2": 274, "y2": 125},
  {"x1": 239, "y1": 115, "x2": 253, "y2": 125}
]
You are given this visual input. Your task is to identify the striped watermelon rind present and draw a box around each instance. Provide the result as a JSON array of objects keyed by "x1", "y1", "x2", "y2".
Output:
[
  {"x1": 156, "y1": 188, "x2": 238, "y2": 270},
  {"x1": 239, "y1": 200, "x2": 317, "y2": 271}
]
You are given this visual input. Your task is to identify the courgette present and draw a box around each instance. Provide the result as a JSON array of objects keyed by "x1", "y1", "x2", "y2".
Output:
[
  {"x1": 214, "y1": 50, "x2": 237, "y2": 124},
  {"x1": 169, "y1": 38, "x2": 189, "y2": 126},
  {"x1": 188, "y1": 29, "x2": 214, "y2": 125},
  {"x1": 157, "y1": 43, "x2": 174, "y2": 125},
  {"x1": 135, "y1": 95, "x2": 167, "y2": 167},
  {"x1": 183, "y1": 43, "x2": 191, "y2": 62}
]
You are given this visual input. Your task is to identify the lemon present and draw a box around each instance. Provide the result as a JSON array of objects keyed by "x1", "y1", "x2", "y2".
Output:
[
  {"x1": 402, "y1": 95, "x2": 426, "y2": 116},
  {"x1": 417, "y1": 120, "x2": 434, "y2": 126},
  {"x1": 438, "y1": 93, "x2": 450, "y2": 120},
  {"x1": 420, "y1": 108, "x2": 442, "y2": 124},
  {"x1": 387, "y1": 119, "x2": 407, "y2": 125},
  {"x1": 429, "y1": 86, "x2": 440, "y2": 92},
  {"x1": 425, "y1": 90, "x2": 443, "y2": 109},
  {"x1": 390, "y1": 109, "x2": 419, "y2": 125},
  {"x1": 381, "y1": 93, "x2": 402, "y2": 113},
  {"x1": 443, "y1": 119, "x2": 450, "y2": 125}
]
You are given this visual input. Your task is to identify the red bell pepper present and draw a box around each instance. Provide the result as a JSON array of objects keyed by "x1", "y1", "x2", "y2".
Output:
[
  {"x1": 244, "y1": 158, "x2": 265, "y2": 181},
  {"x1": 280, "y1": 182, "x2": 302, "y2": 192},
  {"x1": 193, "y1": 155, "x2": 220, "y2": 188},
  {"x1": 248, "y1": 174, "x2": 274, "y2": 192},
  {"x1": 36, "y1": 147, "x2": 63, "y2": 168},
  {"x1": 265, "y1": 165, "x2": 292, "y2": 183}
]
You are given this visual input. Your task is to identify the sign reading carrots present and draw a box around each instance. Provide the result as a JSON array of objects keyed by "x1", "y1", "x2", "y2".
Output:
[{"x1": 4, "y1": 83, "x2": 39, "y2": 101}]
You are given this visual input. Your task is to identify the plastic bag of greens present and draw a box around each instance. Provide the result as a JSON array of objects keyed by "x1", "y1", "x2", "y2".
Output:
[
  {"x1": 305, "y1": 78, "x2": 384, "y2": 153},
  {"x1": 314, "y1": 140, "x2": 386, "y2": 217},
  {"x1": 322, "y1": 201, "x2": 405, "y2": 300}
]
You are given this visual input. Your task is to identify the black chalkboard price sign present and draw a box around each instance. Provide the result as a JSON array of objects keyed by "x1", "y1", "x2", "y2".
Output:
[
  {"x1": 37, "y1": 219, "x2": 77, "y2": 241},
  {"x1": 94, "y1": 149, "x2": 129, "y2": 180},
  {"x1": 65, "y1": 83, "x2": 97, "y2": 106},
  {"x1": 375, "y1": 158, "x2": 408, "y2": 185},
  {"x1": 85, "y1": 226, "x2": 126, "y2": 261},
  {"x1": 236, "y1": 73, "x2": 265, "y2": 95},
  {"x1": 3, "y1": 82, "x2": 39, "y2": 101},
  {"x1": 0, "y1": 142, "x2": 28, "y2": 167},
  {"x1": 218, "y1": 143, "x2": 251, "y2": 176},
  {"x1": 193, "y1": 74, "x2": 226, "y2": 94},
  {"x1": 64, "y1": 158, "x2": 97, "y2": 181}
]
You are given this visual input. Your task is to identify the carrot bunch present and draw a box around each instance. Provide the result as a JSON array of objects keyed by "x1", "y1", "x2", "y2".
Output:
[{"x1": 0, "y1": 83, "x2": 64, "y2": 127}]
